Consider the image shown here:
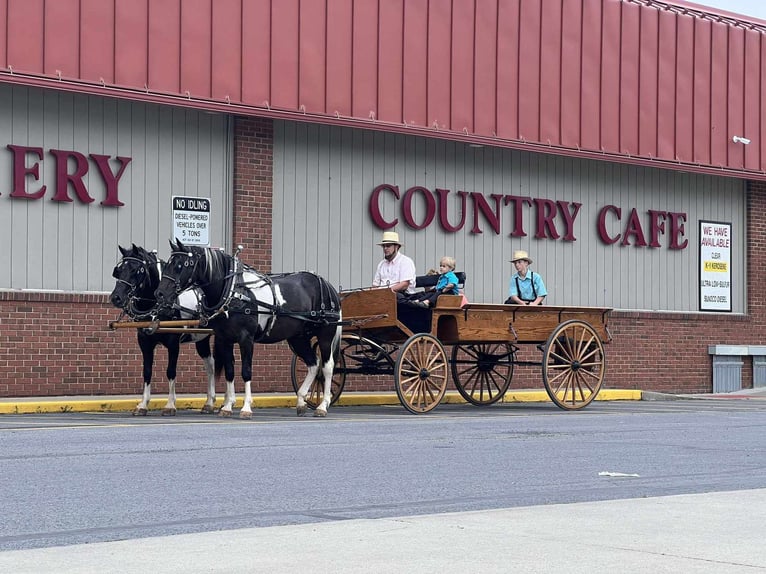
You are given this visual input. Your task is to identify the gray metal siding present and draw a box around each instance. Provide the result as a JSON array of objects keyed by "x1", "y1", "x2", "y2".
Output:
[
  {"x1": 0, "y1": 83, "x2": 232, "y2": 292},
  {"x1": 273, "y1": 120, "x2": 745, "y2": 313}
]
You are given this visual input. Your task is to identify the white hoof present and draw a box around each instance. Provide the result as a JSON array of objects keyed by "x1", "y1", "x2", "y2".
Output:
[
  {"x1": 314, "y1": 407, "x2": 327, "y2": 418},
  {"x1": 161, "y1": 408, "x2": 177, "y2": 417},
  {"x1": 200, "y1": 404, "x2": 216, "y2": 414},
  {"x1": 133, "y1": 408, "x2": 148, "y2": 416},
  {"x1": 239, "y1": 410, "x2": 252, "y2": 420},
  {"x1": 218, "y1": 409, "x2": 233, "y2": 418}
]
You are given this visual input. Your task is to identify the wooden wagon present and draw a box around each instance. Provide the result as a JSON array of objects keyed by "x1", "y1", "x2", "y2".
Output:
[{"x1": 291, "y1": 277, "x2": 612, "y2": 414}]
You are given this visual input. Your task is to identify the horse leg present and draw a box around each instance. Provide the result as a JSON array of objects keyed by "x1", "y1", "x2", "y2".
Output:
[
  {"x1": 134, "y1": 336, "x2": 156, "y2": 415},
  {"x1": 162, "y1": 341, "x2": 181, "y2": 416},
  {"x1": 135, "y1": 382, "x2": 152, "y2": 416},
  {"x1": 217, "y1": 341, "x2": 237, "y2": 417},
  {"x1": 239, "y1": 342, "x2": 255, "y2": 419},
  {"x1": 290, "y1": 336, "x2": 322, "y2": 417},
  {"x1": 314, "y1": 326, "x2": 341, "y2": 417},
  {"x1": 201, "y1": 355, "x2": 216, "y2": 413},
  {"x1": 295, "y1": 365, "x2": 319, "y2": 417},
  {"x1": 196, "y1": 338, "x2": 217, "y2": 414}
]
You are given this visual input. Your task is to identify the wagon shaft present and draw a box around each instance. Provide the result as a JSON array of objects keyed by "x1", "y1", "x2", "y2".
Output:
[{"x1": 109, "y1": 319, "x2": 202, "y2": 330}]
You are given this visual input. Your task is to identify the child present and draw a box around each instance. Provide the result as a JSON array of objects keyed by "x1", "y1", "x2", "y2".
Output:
[{"x1": 413, "y1": 256, "x2": 460, "y2": 308}]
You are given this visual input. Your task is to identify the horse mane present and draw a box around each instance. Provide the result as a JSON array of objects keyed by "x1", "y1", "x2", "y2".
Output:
[{"x1": 201, "y1": 247, "x2": 231, "y2": 283}]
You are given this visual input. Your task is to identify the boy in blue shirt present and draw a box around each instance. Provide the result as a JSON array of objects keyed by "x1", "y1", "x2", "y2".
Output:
[{"x1": 505, "y1": 250, "x2": 547, "y2": 305}]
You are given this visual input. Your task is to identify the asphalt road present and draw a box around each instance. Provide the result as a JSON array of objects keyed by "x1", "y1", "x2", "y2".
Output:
[{"x1": 1, "y1": 399, "x2": 766, "y2": 573}]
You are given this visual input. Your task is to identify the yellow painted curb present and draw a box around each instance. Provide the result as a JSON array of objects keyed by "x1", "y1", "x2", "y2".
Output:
[{"x1": 0, "y1": 389, "x2": 641, "y2": 414}]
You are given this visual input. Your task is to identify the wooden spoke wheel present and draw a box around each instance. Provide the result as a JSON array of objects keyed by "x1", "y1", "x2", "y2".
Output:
[
  {"x1": 542, "y1": 320, "x2": 606, "y2": 410},
  {"x1": 450, "y1": 343, "x2": 516, "y2": 406},
  {"x1": 290, "y1": 339, "x2": 346, "y2": 409},
  {"x1": 394, "y1": 333, "x2": 448, "y2": 414}
]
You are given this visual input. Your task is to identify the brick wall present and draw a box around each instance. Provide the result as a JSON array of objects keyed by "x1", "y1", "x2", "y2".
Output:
[{"x1": 0, "y1": 119, "x2": 763, "y2": 398}]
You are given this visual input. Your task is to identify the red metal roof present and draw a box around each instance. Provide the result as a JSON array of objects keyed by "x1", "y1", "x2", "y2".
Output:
[{"x1": 1, "y1": 0, "x2": 765, "y2": 179}]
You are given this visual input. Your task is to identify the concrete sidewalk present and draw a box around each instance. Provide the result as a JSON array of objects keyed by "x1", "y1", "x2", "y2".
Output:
[
  {"x1": 0, "y1": 389, "x2": 643, "y2": 415},
  {"x1": 1, "y1": 488, "x2": 764, "y2": 573}
]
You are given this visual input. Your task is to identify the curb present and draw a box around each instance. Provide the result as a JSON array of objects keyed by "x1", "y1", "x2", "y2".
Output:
[{"x1": 0, "y1": 389, "x2": 642, "y2": 415}]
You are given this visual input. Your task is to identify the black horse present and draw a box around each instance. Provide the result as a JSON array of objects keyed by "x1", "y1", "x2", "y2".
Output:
[
  {"x1": 110, "y1": 244, "x2": 216, "y2": 415},
  {"x1": 154, "y1": 239, "x2": 342, "y2": 418}
]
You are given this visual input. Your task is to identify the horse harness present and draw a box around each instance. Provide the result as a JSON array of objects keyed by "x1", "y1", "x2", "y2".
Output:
[{"x1": 195, "y1": 255, "x2": 341, "y2": 339}]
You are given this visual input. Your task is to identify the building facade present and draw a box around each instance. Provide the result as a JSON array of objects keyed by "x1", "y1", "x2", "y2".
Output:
[{"x1": 1, "y1": 0, "x2": 765, "y2": 397}]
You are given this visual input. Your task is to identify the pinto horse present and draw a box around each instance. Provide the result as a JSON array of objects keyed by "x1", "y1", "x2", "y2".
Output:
[
  {"x1": 110, "y1": 244, "x2": 217, "y2": 415},
  {"x1": 154, "y1": 239, "x2": 342, "y2": 418}
]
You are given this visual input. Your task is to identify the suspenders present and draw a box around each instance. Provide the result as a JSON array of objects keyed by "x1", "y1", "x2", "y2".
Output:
[{"x1": 515, "y1": 271, "x2": 537, "y2": 302}]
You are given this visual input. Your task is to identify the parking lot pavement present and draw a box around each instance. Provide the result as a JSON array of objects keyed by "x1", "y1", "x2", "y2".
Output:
[{"x1": 1, "y1": 488, "x2": 765, "y2": 574}]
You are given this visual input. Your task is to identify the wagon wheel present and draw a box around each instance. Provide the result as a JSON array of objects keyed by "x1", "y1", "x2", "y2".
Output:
[
  {"x1": 394, "y1": 333, "x2": 448, "y2": 414},
  {"x1": 290, "y1": 339, "x2": 346, "y2": 409},
  {"x1": 450, "y1": 343, "x2": 516, "y2": 406},
  {"x1": 542, "y1": 320, "x2": 606, "y2": 410}
]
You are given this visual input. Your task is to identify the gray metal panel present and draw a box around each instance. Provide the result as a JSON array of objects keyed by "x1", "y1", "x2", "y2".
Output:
[
  {"x1": 0, "y1": 83, "x2": 232, "y2": 292},
  {"x1": 273, "y1": 120, "x2": 746, "y2": 313}
]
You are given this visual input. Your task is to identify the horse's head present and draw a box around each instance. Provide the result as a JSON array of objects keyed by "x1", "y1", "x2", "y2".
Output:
[
  {"x1": 154, "y1": 238, "x2": 205, "y2": 311},
  {"x1": 110, "y1": 244, "x2": 160, "y2": 311}
]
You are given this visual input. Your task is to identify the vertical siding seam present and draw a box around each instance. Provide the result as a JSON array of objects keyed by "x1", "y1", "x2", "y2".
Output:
[
  {"x1": 558, "y1": 0, "x2": 563, "y2": 145},
  {"x1": 598, "y1": 1, "x2": 603, "y2": 151},
  {"x1": 178, "y1": 0, "x2": 183, "y2": 93},
  {"x1": 537, "y1": 0, "x2": 542, "y2": 139},
  {"x1": 376, "y1": 0, "x2": 380, "y2": 119},
  {"x1": 401, "y1": 0, "x2": 406, "y2": 123},
  {"x1": 712, "y1": 22, "x2": 716, "y2": 165},
  {"x1": 239, "y1": 0, "x2": 244, "y2": 102},
  {"x1": 324, "y1": 0, "x2": 329, "y2": 115},
  {"x1": 350, "y1": 0, "x2": 354, "y2": 119},
  {"x1": 472, "y1": 0, "x2": 476, "y2": 134},
  {"x1": 656, "y1": 7, "x2": 661, "y2": 156},
  {"x1": 580, "y1": 0, "x2": 585, "y2": 147},
  {"x1": 618, "y1": 1, "x2": 623, "y2": 152},
  {"x1": 674, "y1": 11, "x2": 679, "y2": 160},
  {"x1": 78, "y1": 0, "x2": 83, "y2": 78},
  {"x1": 637, "y1": 3, "x2": 641, "y2": 155},
  {"x1": 426, "y1": 0, "x2": 429, "y2": 126},
  {"x1": 728, "y1": 26, "x2": 732, "y2": 167},
  {"x1": 146, "y1": 0, "x2": 151, "y2": 90},
  {"x1": 449, "y1": 0, "x2": 453, "y2": 131},
  {"x1": 209, "y1": 0, "x2": 213, "y2": 98},
  {"x1": 113, "y1": 0, "x2": 117, "y2": 83},
  {"x1": 298, "y1": 0, "x2": 301, "y2": 108},
  {"x1": 513, "y1": 2, "x2": 521, "y2": 140},
  {"x1": 494, "y1": 0, "x2": 499, "y2": 137},
  {"x1": 760, "y1": 30, "x2": 764, "y2": 166}
]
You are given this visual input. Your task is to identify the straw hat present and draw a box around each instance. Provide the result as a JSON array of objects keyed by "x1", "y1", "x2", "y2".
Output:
[
  {"x1": 377, "y1": 231, "x2": 402, "y2": 246},
  {"x1": 510, "y1": 250, "x2": 532, "y2": 264}
]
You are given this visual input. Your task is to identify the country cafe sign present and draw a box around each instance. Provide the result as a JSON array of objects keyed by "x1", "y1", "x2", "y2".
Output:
[{"x1": 369, "y1": 183, "x2": 689, "y2": 250}]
